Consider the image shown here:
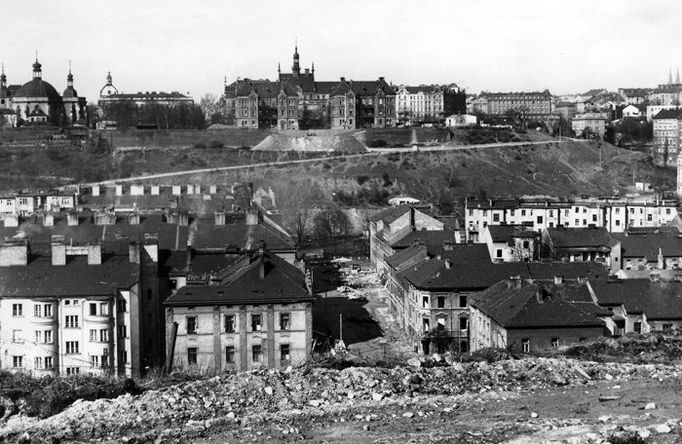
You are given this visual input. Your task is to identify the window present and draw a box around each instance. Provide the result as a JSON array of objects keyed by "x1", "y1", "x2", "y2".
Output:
[
  {"x1": 186, "y1": 316, "x2": 198, "y2": 335},
  {"x1": 522, "y1": 339, "x2": 530, "y2": 353},
  {"x1": 44, "y1": 304, "x2": 52, "y2": 317},
  {"x1": 35, "y1": 330, "x2": 42, "y2": 343},
  {"x1": 187, "y1": 347, "x2": 198, "y2": 365},
  {"x1": 493, "y1": 213, "x2": 500, "y2": 222},
  {"x1": 280, "y1": 313, "x2": 290, "y2": 331},
  {"x1": 12, "y1": 304, "x2": 22, "y2": 317},
  {"x1": 119, "y1": 350, "x2": 128, "y2": 364},
  {"x1": 634, "y1": 322, "x2": 642, "y2": 334},
  {"x1": 34, "y1": 357, "x2": 43, "y2": 369},
  {"x1": 251, "y1": 314, "x2": 262, "y2": 332},
  {"x1": 224, "y1": 315, "x2": 235, "y2": 333},
  {"x1": 459, "y1": 295, "x2": 467, "y2": 308},
  {"x1": 66, "y1": 367, "x2": 79, "y2": 376},
  {"x1": 592, "y1": 214, "x2": 597, "y2": 222},
  {"x1": 437, "y1": 296, "x2": 445, "y2": 308},
  {"x1": 496, "y1": 249, "x2": 503, "y2": 258},
  {"x1": 12, "y1": 330, "x2": 23, "y2": 342},
  {"x1": 422, "y1": 296, "x2": 429, "y2": 308},
  {"x1": 44, "y1": 356, "x2": 53, "y2": 369},
  {"x1": 459, "y1": 317, "x2": 468, "y2": 330},
  {"x1": 89, "y1": 329, "x2": 97, "y2": 342},
  {"x1": 521, "y1": 210, "x2": 526, "y2": 216},
  {"x1": 65, "y1": 315, "x2": 79, "y2": 328},
  {"x1": 252, "y1": 345, "x2": 262, "y2": 363},
  {"x1": 90, "y1": 355, "x2": 100, "y2": 368},
  {"x1": 537, "y1": 216, "x2": 543, "y2": 224},
  {"x1": 118, "y1": 299, "x2": 127, "y2": 312},
  {"x1": 280, "y1": 344, "x2": 291, "y2": 362},
  {"x1": 422, "y1": 318, "x2": 430, "y2": 332},
  {"x1": 551, "y1": 338, "x2": 559, "y2": 348},
  {"x1": 662, "y1": 323, "x2": 673, "y2": 331},
  {"x1": 12, "y1": 356, "x2": 23, "y2": 368},
  {"x1": 437, "y1": 318, "x2": 446, "y2": 330},
  {"x1": 66, "y1": 341, "x2": 79, "y2": 354},
  {"x1": 44, "y1": 330, "x2": 52, "y2": 343},
  {"x1": 89, "y1": 303, "x2": 97, "y2": 316},
  {"x1": 100, "y1": 329, "x2": 108, "y2": 342},
  {"x1": 34, "y1": 305, "x2": 41, "y2": 317}
]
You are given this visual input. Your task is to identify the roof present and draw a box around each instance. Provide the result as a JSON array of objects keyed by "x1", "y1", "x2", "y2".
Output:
[
  {"x1": 612, "y1": 229, "x2": 682, "y2": 260},
  {"x1": 471, "y1": 280, "x2": 607, "y2": 329},
  {"x1": 14, "y1": 78, "x2": 62, "y2": 101},
  {"x1": 487, "y1": 225, "x2": 538, "y2": 243},
  {"x1": 401, "y1": 259, "x2": 609, "y2": 291},
  {"x1": 278, "y1": 72, "x2": 315, "y2": 93},
  {"x1": 590, "y1": 279, "x2": 682, "y2": 320},
  {"x1": 385, "y1": 244, "x2": 428, "y2": 269},
  {"x1": 0, "y1": 253, "x2": 139, "y2": 298},
  {"x1": 390, "y1": 230, "x2": 458, "y2": 252},
  {"x1": 545, "y1": 227, "x2": 611, "y2": 249},
  {"x1": 368, "y1": 205, "x2": 410, "y2": 224},
  {"x1": 190, "y1": 218, "x2": 295, "y2": 251},
  {"x1": 164, "y1": 251, "x2": 311, "y2": 306},
  {"x1": 653, "y1": 109, "x2": 682, "y2": 120}
]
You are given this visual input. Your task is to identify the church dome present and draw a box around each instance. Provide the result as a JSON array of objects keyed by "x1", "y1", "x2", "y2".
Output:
[
  {"x1": 14, "y1": 78, "x2": 62, "y2": 101},
  {"x1": 63, "y1": 86, "x2": 78, "y2": 98}
]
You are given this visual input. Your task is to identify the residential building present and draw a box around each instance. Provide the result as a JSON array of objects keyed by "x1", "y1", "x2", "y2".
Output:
[
  {"x1": 621, "y1": 104, "x2": 644, "y2": 118},
  {"x1": 480, "y1": 225, "x2": 539, "y2": 262},
  {"x1": 653, "y1": 108, "x2": 682, "y2": 165},
  {"x1": 609, "y1": 227, "x2": 682, "y2": 274},
  {"x1": 329, "y1": 77, "x2": 396, "y2": 129},
  {"x1": 571, "y1": 112, "x2": 607, "y2": 138},
  {"x1": 618, "y1": 88, "x2": 650, "y2": 105},
  {"x1": 469, "y1": 279, "x2": 611, "y2": 352},
  {"x1": 163, "y1": 247, "x2": 313, "y2": 372},
  {"x1": 0, "y1": 238, "x2": 160, "y2": 377},
  {"x1": 97, "y1": 72, "x2": 193, "y2": 108},
  {"x1": 478, "y1": 90, "x2": 553, "y2": 120},
  {"x1": 541, "y1": 227, "x2": 611, "y2": 264},
  {"x1": 396, "y1": 85, "x2": 444, "y2": 125}
]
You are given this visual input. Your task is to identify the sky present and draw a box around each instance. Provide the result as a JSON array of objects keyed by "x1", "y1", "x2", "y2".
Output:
[{"x1": 2, "y1": 0, "x2": 681, "y2": 103}]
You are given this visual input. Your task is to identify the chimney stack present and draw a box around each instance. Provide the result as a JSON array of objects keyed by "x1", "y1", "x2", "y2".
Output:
[
  {"x1": 215, "y1": 210, "x2": 226, "y2": 226},
  {"x1": 129, "y1": 212, "x2": 140, "y2": 225},
  {"x1": 43, "y1": 212, "x2": 54, "y2": 227},
  {"x1": 91, "y1": 185, "x2": 100, "y2": 196},
  {"x1": 51, "y1": 235, "x2": 66, "y2": 266},
  {"x1": 0, "y1": 240, "x2": 28, "y2": 266},
  {"x1": 246, "y1": 206, "x2": 258, "y2": 226},
  {"x1": 67, "y1": 211, "x2": 78, "y2": 226},
  {"x1": 128, "y1": 241, "x2": 140, "y2": 264},
  {"x1": 553, "y1": 275, "x2": 563, "y2": 285},
  {"x1": 87, "y1": 242, "x2": 102, "y2": 265}
]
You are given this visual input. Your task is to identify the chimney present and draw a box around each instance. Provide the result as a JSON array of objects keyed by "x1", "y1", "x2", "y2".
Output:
[
  {"x1": 128, "y1": 241, "x2": 140, "y2": 264},
  {"x1": 51, "y1": 235, "x2": 66, "y2": 266},
  {"x1": 87, "y1": 242, "x2": 102, "y2": 265},
  {"x1": 178, "y1": 210, "x2": 189, "y2": 226},
  {"x1": 0, "y1": 240, "x2": 28, "y2": 266},
  {"x1": 92, "y1": 184, "x2": 100, "y2": 196},
  {"x1": 409, "y1": 206, "x2": 416, "y2": 228},
  {"x1": 259, "y1": 258, "x2": 265, "y2": 280},
  {"x1": 246, "y1": 207, "x2": 258, "y2": 226},
  {"x1": 186, "y1": 247, "x2": 192, "y2": 269},
  {"x1": 43, "y1": 212, "x2": 54, "y2": 227},
  {"x1": 553, "y1": 275, "x2": 563, "y2": 285},
  {"x1": 4, "y1": 214, "x2": 19, "y2": 227},
  {"x1": 657, "y1": 247, "x2": 664, "y2": 269},
  {"x1": 215, "y1": 210, "x2": 226, "y2": 226},
  {"x1": 67, "y1": 211, "x2": 78, "y2": 226},
  {"x1": 444, "y1": 259, "x2": 451, "y2": 269},
  {"x1": 129, "y1": 212, "x2": 140, "y2": 225},
  {"x1": 143, "y1": 233, "x2": 159, "y2": 263}
]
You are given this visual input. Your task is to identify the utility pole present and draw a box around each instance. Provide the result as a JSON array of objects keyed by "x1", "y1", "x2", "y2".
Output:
[{"x1": 339, "y1": 313, "x2": 343, "y2": 343}]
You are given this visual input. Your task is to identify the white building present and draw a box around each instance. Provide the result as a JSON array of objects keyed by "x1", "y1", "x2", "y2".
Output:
[{"x1": 445, "y1": 114, "x2": 477, "y2": 127}]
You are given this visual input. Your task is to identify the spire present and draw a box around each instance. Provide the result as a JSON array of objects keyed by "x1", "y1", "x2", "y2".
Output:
[
  {"x1": 67, "y1": 60, "x2": 73, "y2": 85},
  {"x1": 677, "y1": 68, "x2": 680, "y2": 84},
  {"x1": 106, "y1": 71, "x2": 112, "y2": 86},
  {"x1": 669, "y1": 69, "x2": 673, "y2": 85},
  {"x1": 292, "y1": 39, "x2": 300, "y2": 76},
  {"x1": 0, "y1": 63, "x2": 5, "y2": 88},
  {"x1": 32, "y1": 52, "x2": 42, "y2": 80},
  {"x1": 278, "y1": 62, "x2": 281, "y2": 75},
  {"x1": 311, "y1": 61, "x2": 315, "y2": 74},
  {"x1": 224, "y1": 75, "x2": 227, "y2": 88}
]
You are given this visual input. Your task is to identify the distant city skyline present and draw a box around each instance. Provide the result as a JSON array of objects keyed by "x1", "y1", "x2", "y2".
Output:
[{"x1": 2, "y1": 0, "x2": 681, "y2": 102}]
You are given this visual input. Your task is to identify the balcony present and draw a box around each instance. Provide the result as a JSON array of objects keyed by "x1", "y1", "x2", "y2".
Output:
[{"x1": 31, "y1": 315, "x2": 56, "y2": 325}]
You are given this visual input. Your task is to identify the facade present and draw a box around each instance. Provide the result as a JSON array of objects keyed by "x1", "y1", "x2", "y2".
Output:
[
  {"x1": 465, "y1": 197, "x2": 678, "y2": 238},
  {"x1": 480, "y1": 225, "x2": 539, "y2": 263},
  {"x1": 653, "y1": 108, "x2": 682, "y2": 165},
  {"x1": 571, "y1": 112, "x2": 607, "y2": 138},
  {"x1": 164, "y1": 249, "x2": 313, "y2": 372},
  {"x1": 542, "y1": 227, "x2": 611, "y2": 264},
  {"x1": 469, "y1": 279, "x2": 610, "y2": 352},
  {"x1": 396, "y1": 85, "x2": 444, "y2": 125},
  {"x1": 610, "y1": 228, "x2": 682, "y2": 273},
  {"x1": 97, "y1": 72, "x2": 194, "y2": 108},
  {"x1": 0, "y1": 59, "x2": 87, "y2": 127},
  {"x1": 329, "y1": 77, "x2": 396, "y2": 129},
  {"x1": 479, "y1": 90, "x2": 553, "y2": 120},
  {"x1": 225, "y1": 78, "x2": 301, "y2": 129},
  {"x1": 622, "y1": 104, "x2": 644, "y2": 118},
  {"x1": 445, "y1": 114, "x2": 477, "y2": 127},
  {"x1": 0, "y1": 239, "x2": 160, "y2": 377}
]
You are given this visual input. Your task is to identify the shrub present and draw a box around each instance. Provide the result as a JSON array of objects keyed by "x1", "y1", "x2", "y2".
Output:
[
  {"x1": 193, "y1": 142, "x2": 207, "y2": 149},
  {"x1": 369, "y1": 139, "x2": 388, "y2": 148},
  {"x1": 208, "y1": 140, "x2": 224, "y2": 149}
]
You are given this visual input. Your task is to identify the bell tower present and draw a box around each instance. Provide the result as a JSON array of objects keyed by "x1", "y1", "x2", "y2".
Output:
[{"x1": 292, "y1": 41, "x2": 300, "y2": 77}]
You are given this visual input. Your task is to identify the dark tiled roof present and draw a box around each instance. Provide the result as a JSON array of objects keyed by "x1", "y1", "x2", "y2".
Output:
[
  {"x1": 314, "y1": 81, "x2": 338, "y2": 95},
  {"x1": 612, "y1": 229, "x2": 682, "y2": 260},
  {"x1": 14, "y1": 78, "x2": 61, "y2": 101},
  {"x1": 487, "y1": 225, "x2": 539, "y2": 243},
  {"x1": 527, "y1": 262, "x2": 608, "y2": 282},
  {"x1": 386, "y1": 244, "x2": 428, "y2": 269},
  {"x1": 190, "y1": 218, "x2": 294, "y2": 251},
  {"x1": 471, "y1": 280, "x2": 607, "y2": 328},
  {"x1": 164, "y1": 251, "x2": 311, "y2": 306},
  {"x1": 0, "y1": 254, "x2": 139, "y2": 298},
  {"x1": 591, "y1": 279, "x2": 682, "y2": 320},
  {"x1": 278, "y1": 73, "x2": 315, "y2": 93},
  {"x1": 653, "y1": 109, "x2": 682, "y2": 120},
  {"x1": 104, "y1": 91, "x2": 191, "y2": 100},
  {"x1": 368, "y1": 206, "x2": 410, "y2": 224},
  {"x1": 391, "y1": 230, "x2": 458, "y2": 250},
  {"x1": 545, "y1": 227, "x2": 611, "y2": 249}
]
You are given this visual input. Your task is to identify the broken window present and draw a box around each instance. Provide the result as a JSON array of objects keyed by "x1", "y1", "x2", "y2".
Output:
[
  {"x1": 225, "y1": 346, "x2": 235, "y2": 364},
  {"x1": 522, "y1": 339, "x2": 530, "y2": 353},
  {"x1": 280, "y1": 344, "x2": 290, "y2": 362},
  {"x1": 280, "y1": 313, "x2": 290, "y2": 330},
  {"x1": 252, "y1": 314, "x2": 262, "y2": 331},
  {"x1": 459, "y1": 317, "x2": 468, "y2": 331},
  {"x1": 224, "y1": 315, "x2": 235, "y2": 333},
  {"x1": 252, "y1": 345, "x2": 262, "y2": 363},
  {"x1": 187, "y1": 347, "x2": 197, "y2": 365},
  {"x1": 551, "y1": 338, "x2": 559, "y2": 348},
  {"x1": 437, "y1": 318, "x2": 446, "y2": 330},
  {"x1": 186, "y1": 316, "x2": 198, "y2": 335},
  {"x1": 634, "y1": 322, "x2": 642, "y2": 334}
]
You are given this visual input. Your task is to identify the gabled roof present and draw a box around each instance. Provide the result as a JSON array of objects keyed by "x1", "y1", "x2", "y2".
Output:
[
  {"x1": 390, "y1": 230, "x2": 458, "y2": 251},
  {"x1": 164, "y1": 251, "x2": 311, "y2": 306},
  {"x1": 611, "y1": 228, "x2": 682, "y2": 260},
  {"x1": 591, "y1": 279, "x2": 682, "y2": 320},
  {"x1": 190, "y1": 218, "x2": 294, "y2": 251},
  {"x1": 386, "y1": 244, "x2": 428, "y2": 269},
  {"x1": 544, "y1": 227, "x2": 611, "y2": 249},
  {"x1": 653, "y1": 109, "x2": 682, "y2": 120},
  {"x1": 471, "y1": 280, "x2": 607, "y2": 329},
  {"x1": 368, "y1": 205, "x2": 410, "y2": 224},
  {"x1": 0, "y1": 254, "x2": 139, "y2": 298}
]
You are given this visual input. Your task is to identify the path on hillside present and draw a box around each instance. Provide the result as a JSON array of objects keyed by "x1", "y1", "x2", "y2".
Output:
[{"x1": 84, "y1": 138, "x2": 583, "y2": 186}]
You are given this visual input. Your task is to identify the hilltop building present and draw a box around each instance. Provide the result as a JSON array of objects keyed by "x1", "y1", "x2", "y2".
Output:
[
  {"x1": 0, "y1": 58, "x2": 87, "y2": 127},
  {"x1": 653, "y1": 108, "x2": 682, "y2": 165},
  {"x1": 97, "y1": 72, "x2": 194, "y2": 108}
]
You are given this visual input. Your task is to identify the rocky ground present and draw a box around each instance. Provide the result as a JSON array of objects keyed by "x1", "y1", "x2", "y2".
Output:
[{"x1": 2, "y1": 356, "x2": 681, "y2": 443}]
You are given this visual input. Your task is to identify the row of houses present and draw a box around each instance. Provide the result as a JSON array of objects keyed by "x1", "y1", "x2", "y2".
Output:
[
  {"x1": 369, "y1": 205, "x2": 682, "y2": 354},
  {"x1": 0, "y1": 192, "x2": 312, "y2": 377}
]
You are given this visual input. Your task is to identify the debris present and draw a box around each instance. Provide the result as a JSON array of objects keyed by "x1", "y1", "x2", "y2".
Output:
[
  {"x1": 644, "y1": 402, "x2": 656, "y2": 410},
  {"x1": 598, "y1": 395, "x2": 621, "y2": 402}
]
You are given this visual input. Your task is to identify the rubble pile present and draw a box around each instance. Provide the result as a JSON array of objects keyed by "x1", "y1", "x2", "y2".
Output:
[
  {"x1": 563, "y1": 331, "x2": 682, "y2": 363},
  {"x1": 2, "y1": 356, "x2": 681, "y2": 443}
]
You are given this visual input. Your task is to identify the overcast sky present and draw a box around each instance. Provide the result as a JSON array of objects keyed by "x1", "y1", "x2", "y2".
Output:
[{"x1": 2, "y1": 0, "x2": 681, "y2": 102}]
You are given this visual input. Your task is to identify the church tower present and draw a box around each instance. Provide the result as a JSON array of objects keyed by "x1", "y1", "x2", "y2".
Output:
[{"x1": 292, "y1": 44, "x2": 300, "y2": 77}]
